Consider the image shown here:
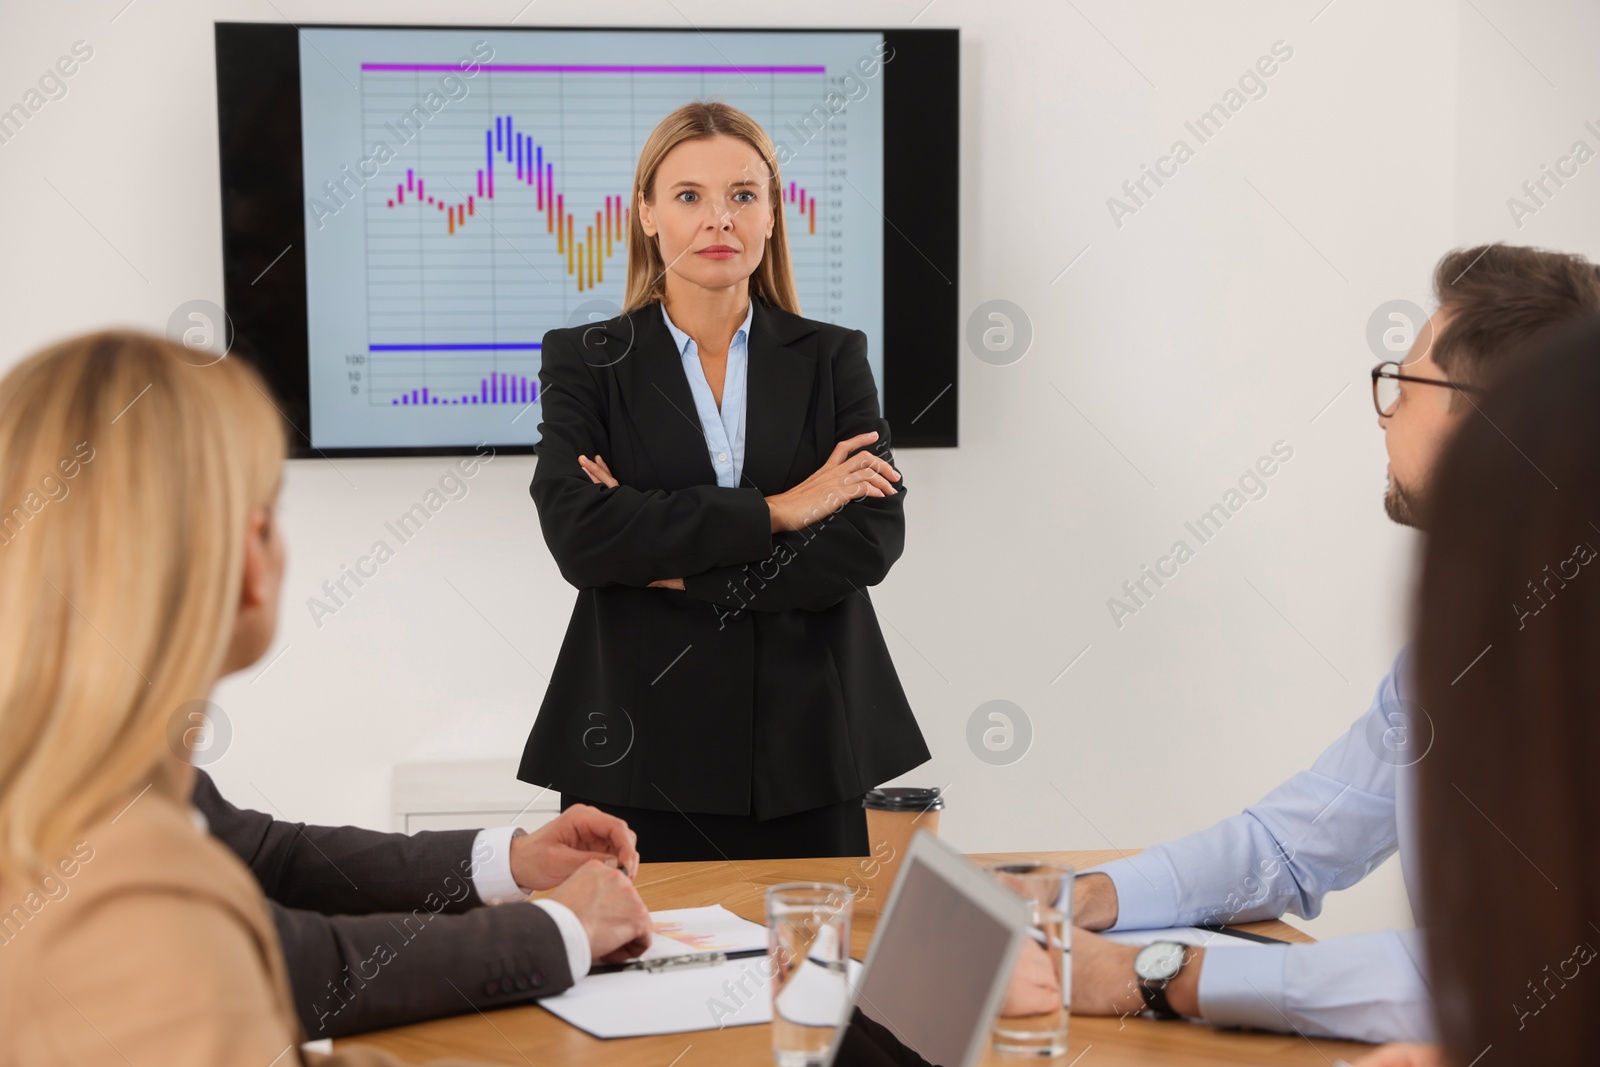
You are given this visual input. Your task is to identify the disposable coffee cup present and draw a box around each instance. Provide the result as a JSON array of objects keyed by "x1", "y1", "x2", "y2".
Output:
[{"x1": 857, "y1": 787, "x2": 945, "y2": 918}]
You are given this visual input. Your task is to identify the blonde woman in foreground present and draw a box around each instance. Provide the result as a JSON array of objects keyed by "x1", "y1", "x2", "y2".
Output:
[{"x1": 0, "y1": 332, "x2": 486, "y2": 1066}]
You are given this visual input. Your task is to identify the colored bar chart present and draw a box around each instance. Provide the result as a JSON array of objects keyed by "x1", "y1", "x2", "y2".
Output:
[
  {"x1": 392, "y1": 373, "x2": 539, "y2": 405},
  {"x1": 346, "y1": 54, "x2": 846, "y2": 420}
]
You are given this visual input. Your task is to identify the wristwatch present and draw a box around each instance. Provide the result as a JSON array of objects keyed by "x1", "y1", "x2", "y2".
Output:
[{"x1": 1133, "y1": 941, "x2": 1188, "y2": 1020}]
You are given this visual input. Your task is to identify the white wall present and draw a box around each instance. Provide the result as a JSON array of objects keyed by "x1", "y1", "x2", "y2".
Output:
[
  {"x1": 5, "y1": 0, "x2": 1590, "y2": 943},
  {"x1": 1454, "y1": 0, "x2": 1600, "y2": 251}
]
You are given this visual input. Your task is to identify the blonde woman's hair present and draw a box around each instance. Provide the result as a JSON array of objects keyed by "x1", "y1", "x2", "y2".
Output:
[
  {"x1": 0, "y1": 331, "x2": 286, "y2": 882},
  {"x1": 623, "y1": 101, "x2": 802, "y2": 315}
]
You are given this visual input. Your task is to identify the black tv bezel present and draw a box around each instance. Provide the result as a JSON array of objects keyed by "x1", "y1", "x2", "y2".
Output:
[{"x1": 215, "y1": 21, "x2": 959, "y2": 458}]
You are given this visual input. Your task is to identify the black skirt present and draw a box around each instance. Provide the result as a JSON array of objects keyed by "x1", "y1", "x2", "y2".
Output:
[{"x1": 560, "y1": 792, "x2": 868, "y2": 862}]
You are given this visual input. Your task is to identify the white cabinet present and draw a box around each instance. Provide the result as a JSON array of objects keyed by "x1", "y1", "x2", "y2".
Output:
[{"x1": 391, "y1": 759, "x2": 561, "y2": 834}]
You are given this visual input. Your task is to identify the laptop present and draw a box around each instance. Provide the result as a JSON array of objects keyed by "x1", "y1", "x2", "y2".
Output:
[{"x1": 825, "y1": 830, "x2": 1033, "y2": 1067}]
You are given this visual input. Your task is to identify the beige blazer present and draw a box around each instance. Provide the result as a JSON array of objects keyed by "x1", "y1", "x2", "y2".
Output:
[{"x1": 0, "y1": 780, "x2": 486, "y2": 1067}]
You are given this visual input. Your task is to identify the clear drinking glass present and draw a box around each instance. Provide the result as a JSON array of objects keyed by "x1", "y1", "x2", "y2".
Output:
[
  {"x1": 766, "y1": 882, "x2": 853, "y2": 1067},
  {"x1": 988, "y1": 862, "x2": 1073, "y2": 1057}
]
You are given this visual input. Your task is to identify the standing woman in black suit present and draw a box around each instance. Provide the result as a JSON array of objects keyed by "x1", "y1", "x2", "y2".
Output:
[{"x1": 518, "y1": 102, "x2": 930, "y2": 861}]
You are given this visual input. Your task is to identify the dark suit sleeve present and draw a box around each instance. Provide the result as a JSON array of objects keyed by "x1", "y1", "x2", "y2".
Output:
[
  {"x1": 191, "y1": 773, "x2": 576, "y2": 1038},
  {"x1": 531, "y1": 326, "x2": 775, "y2": 589},
  {"x1": 271, "y1": 895, "x2": 574, "y2": 1039},
  {"x1": 192, "y1": 770, "x2": 485, "y2": 915},
  {"x1": 681, "y1": 330, "x2": 907, "y2": 614}
]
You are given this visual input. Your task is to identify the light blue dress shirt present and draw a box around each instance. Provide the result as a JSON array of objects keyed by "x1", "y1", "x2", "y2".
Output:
[
  {"x1": 661, "y1": 301, "x2": 752, "y2": 489},
  {"x1": 1088, "y1": 648, "x2": 1432, "y2": 1045}
]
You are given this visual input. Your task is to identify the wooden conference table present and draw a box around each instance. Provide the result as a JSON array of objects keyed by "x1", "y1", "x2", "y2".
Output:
[{"x1": 337, "y1": 849, "x2": 1377, "y2": 1067}]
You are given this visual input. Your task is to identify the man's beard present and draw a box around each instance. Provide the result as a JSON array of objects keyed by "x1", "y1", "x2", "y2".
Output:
[{"x1": 1384, "y1": 471, "x2": 1427, "y2": 529}]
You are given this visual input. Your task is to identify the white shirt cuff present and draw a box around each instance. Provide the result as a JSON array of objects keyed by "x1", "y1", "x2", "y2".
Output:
[
  {"x1": 470, "y1": 826, "x2": 529, "y2": 905},
  {"x1": 531, "y1": 898, "x2": 593, "y2": 981}
]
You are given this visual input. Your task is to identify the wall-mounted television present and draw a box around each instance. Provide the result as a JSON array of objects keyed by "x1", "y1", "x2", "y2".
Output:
[{"x1": 215, "y1": 22, "x2": 959, "y2": 457}]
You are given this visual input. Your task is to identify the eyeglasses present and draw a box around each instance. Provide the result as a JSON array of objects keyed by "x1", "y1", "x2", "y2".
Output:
[{"x1": 1370, "y1": 361, "x2": 1482, "y2": 417}]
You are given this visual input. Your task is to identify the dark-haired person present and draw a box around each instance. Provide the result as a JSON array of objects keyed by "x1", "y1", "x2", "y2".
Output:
[
  {"x1": 517, "y1": 102, "x2": 930, "y2": 860},
  {"x1": 1352, "y1": 313, "x2": 1600, "y2": 1067},
  {"x1": 190, "y1": 769, "x2": 647, "y2": 1039},
  {"x1": 1060, "y1": 245, "x2": 1600, "y2": 1043}
]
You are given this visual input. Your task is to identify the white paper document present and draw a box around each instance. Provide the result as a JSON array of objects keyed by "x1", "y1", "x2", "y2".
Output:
[
  {"x1": 634, "y1": 904, "x2": 770, "y2": 960},
  {"x1": 541, "y1": 951, "x2": 864, "y2": 1039},
  {"x1": 1101, "y1": 926, "x2": 1279, "y2": 948}
]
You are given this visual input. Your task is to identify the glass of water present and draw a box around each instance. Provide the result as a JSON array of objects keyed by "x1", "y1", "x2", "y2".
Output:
[
  {"x1": 988, "y1": 862, "x2": 1073, "y2": 1057},
  {"x1": 766, "y1": 882, "x2": 853, "y2": 1067}
]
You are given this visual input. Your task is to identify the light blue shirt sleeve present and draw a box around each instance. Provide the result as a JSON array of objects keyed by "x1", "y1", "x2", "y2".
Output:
[
  {"x1": 1087, "y1": 649, "x2": 1433, "y2": 1043},
  {"x1": 1198, "y1": 928, "x2": 1431, "y2": 1043},
  {"x1": 660, "y1": 301, "x2": 752, "y2": 489}
]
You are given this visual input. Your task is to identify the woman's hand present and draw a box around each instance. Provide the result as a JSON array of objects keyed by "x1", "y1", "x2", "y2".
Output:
[
  {"x1": 579, "y1": 455, "x2": 683, "y2": 589},
  {"x1": 578, "y1": 453, "x2": 619, "y2": 488},
  {"x1": 764, "y1": 431, "x2": 901, "y2": 534}
]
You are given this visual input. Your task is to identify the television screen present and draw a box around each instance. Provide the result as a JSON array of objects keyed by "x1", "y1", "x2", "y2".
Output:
[{"x1": 215, "y1": 23, "x2": 958, "y2": 456}]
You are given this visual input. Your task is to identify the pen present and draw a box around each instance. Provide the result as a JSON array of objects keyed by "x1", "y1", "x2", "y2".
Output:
[
  {"x1": 591, "y1": 948, "x2": 766, "y2": 975},
  {"x1": 1195, "y1": 923, "x2": 1290, "y2": 946}
]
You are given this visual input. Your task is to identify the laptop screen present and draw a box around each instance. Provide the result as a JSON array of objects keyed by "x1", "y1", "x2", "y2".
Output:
[{"x1": 831, "y1": 852, "x2": 1018, "y2": 1067}]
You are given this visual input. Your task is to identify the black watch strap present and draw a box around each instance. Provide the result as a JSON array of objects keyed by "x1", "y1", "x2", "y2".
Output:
[{"x1": 1138, "y1": 978, "x2": 1181, "y2": 1020}]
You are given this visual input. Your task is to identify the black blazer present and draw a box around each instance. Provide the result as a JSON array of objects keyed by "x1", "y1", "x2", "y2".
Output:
[
  {"x1": 191, "y1": 771, "x2": 573, "y2": 1038},
  {"x1": 518, "y1": 298, "x2": 930, "y2": 820}
]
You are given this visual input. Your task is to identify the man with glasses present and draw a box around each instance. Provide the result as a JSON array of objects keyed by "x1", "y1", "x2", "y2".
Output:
[
  {"x1": 1370, "y1": 358, "x2": 1481, "y2": 521},
  {"x1": 1057, "y1": 244, "x2": 1600, "y2": 1043}
]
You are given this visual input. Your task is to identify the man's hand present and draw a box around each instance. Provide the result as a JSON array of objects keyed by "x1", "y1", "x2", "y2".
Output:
[
  {"x1": 510, "y1": 804, "x2": 640, "y2": 891},
  {"x1": 999, "y1": 938, "x2": 1063, "y2": 1017},
  {"x1": 1071, "y1": 930, "x2": 1204, "y2": 1019},
  {"x1": 1350, "y1": 1044, "x2": 1443, "y2": 1067},
  {"x1": 1073, "y1": 873, "x2": 1119, "y2": 931},
  {"x1": 1070, "y1": 931, "x2": 1145, "y2": 1017},
  {"x1": 547, "y1": 859, "x2": 653, "y2": 965}
]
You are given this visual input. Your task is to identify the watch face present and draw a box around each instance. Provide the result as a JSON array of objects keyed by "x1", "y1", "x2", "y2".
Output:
[{"x1": 1135, "y1": 941, "x2": 1186, "y2": 982}]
